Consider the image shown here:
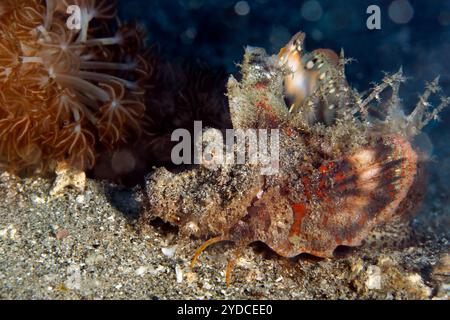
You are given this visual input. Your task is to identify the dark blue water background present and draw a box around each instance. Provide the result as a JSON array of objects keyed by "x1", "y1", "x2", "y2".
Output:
[{"x1": 118, "y1": 0, "x2": 450, "y2": 159}]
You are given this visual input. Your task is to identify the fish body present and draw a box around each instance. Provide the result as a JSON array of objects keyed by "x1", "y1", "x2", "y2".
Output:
[{"x1": 143, "y1": 31, "x2": 448, "y2": 286}]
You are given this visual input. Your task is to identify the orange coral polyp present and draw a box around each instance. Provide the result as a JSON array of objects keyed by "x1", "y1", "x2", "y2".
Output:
[
  {"x1": 97, "y1": 81, "x2": 145, "y2": 145},
  {"x1": 55, "y1": 73, "x2": 110, "y2": 102},
  {"x1": 0, "y1": 0, "x2": 149, "y2": 172}
]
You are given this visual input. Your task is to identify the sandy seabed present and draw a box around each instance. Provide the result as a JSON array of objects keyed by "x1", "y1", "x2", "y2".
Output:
[{"x1": 0, "y1": 162, "x2": 448, "y2": 300}]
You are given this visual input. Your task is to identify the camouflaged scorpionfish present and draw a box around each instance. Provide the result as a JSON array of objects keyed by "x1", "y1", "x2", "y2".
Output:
[{"x1": 142, "y1": 32, "x2": 449, "y2": 285}]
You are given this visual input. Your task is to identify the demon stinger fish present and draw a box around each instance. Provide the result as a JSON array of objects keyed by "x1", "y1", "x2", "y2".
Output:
[{"x1": 142, "y1": 31, "x2": 449, "y2": 286}]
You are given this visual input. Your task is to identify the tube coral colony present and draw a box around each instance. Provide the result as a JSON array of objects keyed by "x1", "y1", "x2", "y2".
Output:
[
  {"x1": 1, "y1": 0, "x2": 449, "y2": 288},
  {"x1": 0, "y1": 0, "x2": 149, "y2": 172}
]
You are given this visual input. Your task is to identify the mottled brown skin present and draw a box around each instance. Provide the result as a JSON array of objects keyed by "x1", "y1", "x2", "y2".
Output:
[
  {"x1": 142, "y1": 163, "x2": 263, "y2": 238},
  {"x1": 223, "y1": 133, "x2": 418, "y2": 259},
  {"x1": 184, "y1": 129, "x2": 418, "y2": 286}
]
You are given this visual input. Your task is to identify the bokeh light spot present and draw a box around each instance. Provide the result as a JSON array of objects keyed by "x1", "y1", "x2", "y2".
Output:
[
  {"x1": 389, "y1": 0, "x2": 414, "y2": 24},
  {"x1": 311, "y1": 29, "x2": 323, "y2": 41},
  {"x1": 301, "y1": 0, "x2": 323, "y2": 22},
  {"x1": 180, "y1": 27, "x2": 197, "y2": 44},
  {"x1": 234, "y1": 1, "x2": 250, "y2": 16},
  {"x1": 111, "y1": 149, "x2": 136, "y2": 175},
  {"x1": 438, "y1": 11, "x2": 450, "y2": 26}
]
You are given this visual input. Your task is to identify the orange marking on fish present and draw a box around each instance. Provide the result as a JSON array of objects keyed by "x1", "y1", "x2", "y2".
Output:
[
  {"x1": 289, "y1": 203, "x2": 307, "y2": 236},
  {"x1": 357, "y1": 213, "x2": 368, "y2": 227},
  {"x1": 316, "y1": 190, "x2": 324, "y2": 198},
  {"x1": 301, "y1": 176, "x2": 312, "y2": 200},
  {"x1": 255, "y1": 82, "x2": 266, "y2": 89},
  {"x1": 335, "y1": 172, "x2": 345, "y2": 182},
  {"x1": 319, "y1": 165, "x2": 328, "y2": 174},
  {"x1": 256, "y1": 101, "x2": 271, "y2": 111},
  {"x1": 284, "y1": 127, "x2": 294, "y2": 137},
  {"x1": 322, "y1": 214, "x2": 329, "y2": 225}
]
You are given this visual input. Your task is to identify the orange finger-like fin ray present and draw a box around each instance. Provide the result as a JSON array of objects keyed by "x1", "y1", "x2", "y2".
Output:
[
  {"x1": 225, "y1": 247, "x2": 243, "y2": 287},
  {"x1": 190, "y1": 236, "x2": 227, "y2": 270}
]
